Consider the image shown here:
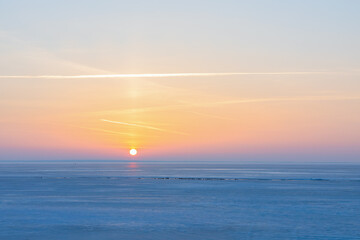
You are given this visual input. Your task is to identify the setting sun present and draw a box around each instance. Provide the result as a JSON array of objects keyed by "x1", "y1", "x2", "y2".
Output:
[{"x1": 129, "y1": 149, "x2": 137, "y2": 156}]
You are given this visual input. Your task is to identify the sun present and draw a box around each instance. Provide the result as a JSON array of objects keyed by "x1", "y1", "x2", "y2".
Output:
[{"x1": 129, "y1": 148, "x2": 137, "y2": 156}]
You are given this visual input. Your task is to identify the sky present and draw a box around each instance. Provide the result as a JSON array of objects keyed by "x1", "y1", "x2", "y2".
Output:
[{"x1": 0, "y1": 0, "x2": 359, "y2": 162}]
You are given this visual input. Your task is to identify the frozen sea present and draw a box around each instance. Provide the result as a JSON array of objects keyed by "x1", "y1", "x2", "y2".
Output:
[{"x1": 0, "y1": 162, "x2": 359, "y2": 240}]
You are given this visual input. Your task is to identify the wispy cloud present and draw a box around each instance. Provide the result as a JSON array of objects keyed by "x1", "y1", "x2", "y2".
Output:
[
  {"x1": 0, "y1": 30, "x2": 112, "y2": 75},
  {"x1": 101, "y1": 119, "x2": 187, "y2": 135},
  {"x1": 184, "y1": 110, "x2": 235, "y2": 120},
  {"x1": 72, "y1": 126, "x2": 138, "y2": 137},
  {"x1": 0, "y1": 72, "x2": 336, "y2": 79},
  {"x1": 205, "y1": 95, "x2": 360, "y2": 106},
  {"x1": 92, "y1": 95, "x2": 360, "y2": 116}
]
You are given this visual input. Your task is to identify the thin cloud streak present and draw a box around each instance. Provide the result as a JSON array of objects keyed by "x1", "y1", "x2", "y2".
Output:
[
  {"x1": 101, "y1": 119, "x2": 187, "y2": 135},
  {"x1": 0, "y1": 72, "x2": 336, "y2": 79},
  {"x1": 73, "y1": 126, "x2": 138, "y2": 137},
  {"x1": 93, "y1": 95, "x2": 360, "y2": 116},
  {"x1": 185, "y1": 110, "x2": 235, "y2": 121},
  {"x1": 207, "y1": 95, "x2": 360, "y2": 106}
]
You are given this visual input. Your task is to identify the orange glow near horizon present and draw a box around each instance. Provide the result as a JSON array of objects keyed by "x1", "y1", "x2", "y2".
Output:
[{"x1": 0, "y1": 74, "x2": 359, "y2": 161}]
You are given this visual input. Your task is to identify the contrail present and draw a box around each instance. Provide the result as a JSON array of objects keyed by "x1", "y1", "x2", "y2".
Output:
[
  {"x1": 0, "y1": 72, "x2": 335, "y2": 79},
  {"x1": 101, "y1": 119, "x2": 187, "y2": 135}
]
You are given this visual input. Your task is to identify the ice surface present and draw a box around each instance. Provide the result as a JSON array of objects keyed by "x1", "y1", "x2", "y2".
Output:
[{"x1": 0, "y1": 162, "x2": 359, "y2": 240}]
